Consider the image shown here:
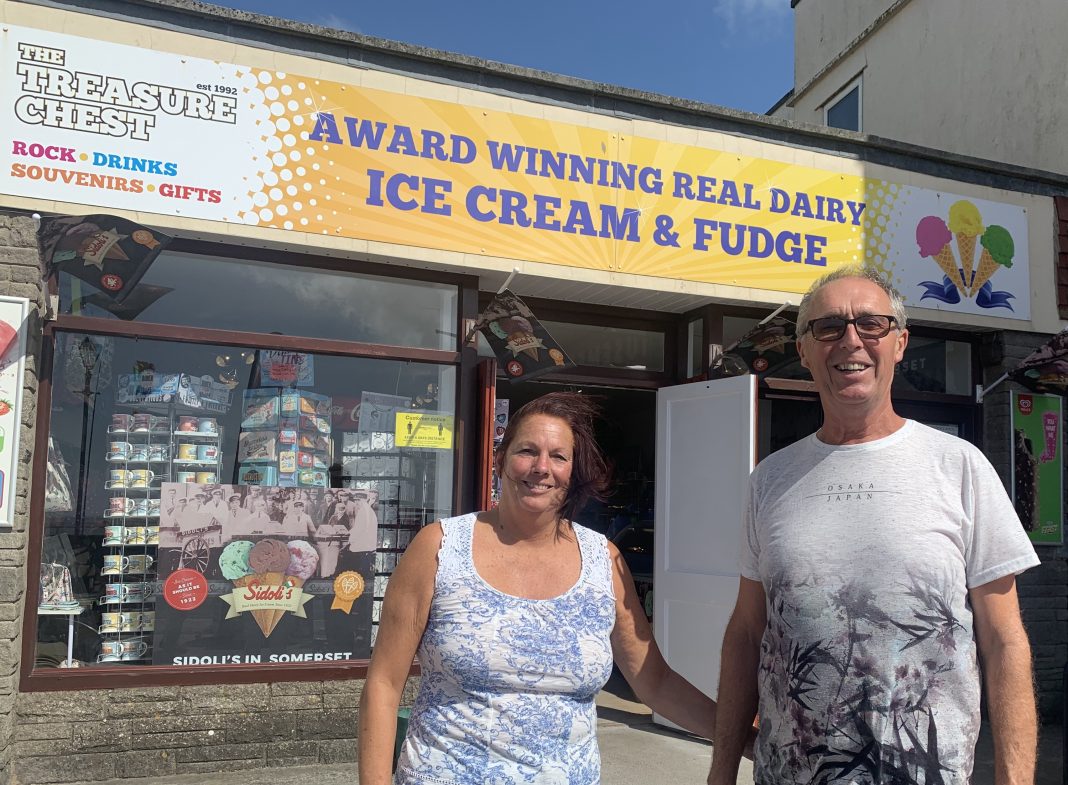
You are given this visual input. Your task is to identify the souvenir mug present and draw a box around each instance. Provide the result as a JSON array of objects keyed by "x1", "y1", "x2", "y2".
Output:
[
  {"x1": 146, "y1": 526, "x2": 160, "y2": 545},
  {"x1": 109, "y1": 469, "x2": 130, "y2": 488},
  {"x1": 127, "y1": 554, "x2": 154, "y2": 573},
  {"x1": 98, "y1": 613, "x2": 121, "y2": 634},
  {"x1": 176, "y1": 471, "x2": 196, "y2": 483},
  {"x1": 102, "y1": 525, "x2": 127, "y2": 545},
  {"x1": 176, "y1": 443, "x2": 198, "y2": 461},
  {"x1": 107, "y1": 582, "x2": 148, "y2": 603},
  {"x1": 130, "y1": 499, "x2": 150, "y2": 517},
  {"x1": 148, "y1": 445, "x2": 168, "y2": 462},
  {"x1": 131, "y1": 413, "x2": 153, "y2": 432},
  {"x1": 127, "y1": 445, "x2": 149, "y2": 462},
  {"x1": 129, "y1": 470, "x2": 155, "y2": 488},
  {"x1": 195, "y1": 472, "x2": 217, "y2": 484},
  {"x1": 196, "y1": 444, "x2": 218, "y2": 461},
  {"x1": 178, "y1": 416, "x2": 199, "y2": 432},
  {"x1": 197, "y1": 417, "x2": 218, "y2": 434},
  {"x1": 110, "y1": 414, "x2": 133, "y2": 432},
  {"x1": 117, "y1": 611, "x2": 141, "y2": 631},
  {"x1": 98, "y1": 640, "x2": 124, "y2": 660},
  {"x1": 140, "y1": 611, "x2": 155, "y2": 631},
  {"x1": 146, "y1": 499, "x2": 161, "y2": 516},
  {"x1": 126, "y1": 527, "x2": 148, "y2": 545},
  {"x1": 107, "y1": 441, "x2": 132, "y2": 460},
  {"x1": 120, "y1": 639, "x2": 149, "y2": 660},
  {"x1": 108, "y1": 497, "x2": 134, "y2": 516},
  {"x1": 102, "y1": 555, "x2": 130, "y2": 575}
]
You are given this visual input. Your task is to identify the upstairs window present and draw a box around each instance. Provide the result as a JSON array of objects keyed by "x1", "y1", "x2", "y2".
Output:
[{"x1": 825, "y1": 77, "x2": 862, "y2": 132}]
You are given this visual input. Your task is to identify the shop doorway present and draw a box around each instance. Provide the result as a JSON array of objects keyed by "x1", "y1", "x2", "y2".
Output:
[{"x1": 495, "y1": 380, "x2": 657, "y2": 537}]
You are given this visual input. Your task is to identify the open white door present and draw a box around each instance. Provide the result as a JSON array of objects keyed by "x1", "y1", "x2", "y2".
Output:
[{"x1": 652, "y1": 374, "x2": 756, "y2": 727}]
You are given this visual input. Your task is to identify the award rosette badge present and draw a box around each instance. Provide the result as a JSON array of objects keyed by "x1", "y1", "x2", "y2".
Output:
[
  {"x1": 219, "y1": 539, "x2": 318, "y2": 637},
  {"x1": 331, "y1": 571, "x2": 365, "y2": 613}
]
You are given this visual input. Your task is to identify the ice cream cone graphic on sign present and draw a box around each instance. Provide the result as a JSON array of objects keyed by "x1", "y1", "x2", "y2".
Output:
[
  {"x1": 264, "y1": 540, "x2": 319, "y2": 636},
  {"x1": 916, "y1": 216, "x2": 966, "y2": 292},
  {"x1": 948, "y1": 200, "x2": 984, "y2": 294},
  {"x1": 246, "y1": 540, "x2": 292, "y2": 637},
  {"x1": 970, "y1": 225, "x2": 1014, "y2": 295}
]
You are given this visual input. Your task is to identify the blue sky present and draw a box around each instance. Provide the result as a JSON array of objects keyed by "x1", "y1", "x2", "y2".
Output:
[{"x1": 212, "y1": 0, "x2": 794, "y2": 115}]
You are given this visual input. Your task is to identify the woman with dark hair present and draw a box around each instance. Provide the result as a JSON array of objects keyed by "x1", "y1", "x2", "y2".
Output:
[{"x1": 359, "y1": 392, "x2": 721, "y2": 785}]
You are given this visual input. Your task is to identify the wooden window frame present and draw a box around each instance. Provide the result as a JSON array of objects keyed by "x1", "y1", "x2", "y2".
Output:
[{"x1": 21, "y1": 242, "x2": 478, "y2": 691}]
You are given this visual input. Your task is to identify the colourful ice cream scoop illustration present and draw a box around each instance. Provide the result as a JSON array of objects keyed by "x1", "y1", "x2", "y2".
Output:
[
  {"x1": 219, "y1": 540, "x2": 254, "y2": 581},
  {"x1": 500, "y1": 316, "x2": 533, "y2": 335},
  {"x1": 260, "y1": 540, "x2": 320, "y2": 636},
  {"x1": 916, "y1": 216, "x2": 966, "y2": 292},
  {"x1": 970, "y1": 225, "x2": 1014, "y2": 294},
  {"x1": 286, "y1": 540, "x2": 319, "y2": 581},
  {"x1": 237, "y1": 539, "x2": 291, "y2": 637},
  {"x1": 948, "y1": 200, "x2": 984, "y2": 293}
]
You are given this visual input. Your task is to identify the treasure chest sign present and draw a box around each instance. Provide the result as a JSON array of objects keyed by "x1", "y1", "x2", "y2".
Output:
[{"x1": 152, "y1": 482, "x2": 375, "y2": 665}]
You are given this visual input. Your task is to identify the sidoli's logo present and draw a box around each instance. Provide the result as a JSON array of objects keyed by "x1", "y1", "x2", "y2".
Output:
[{"x1": 1018, "y1": 395, "x2": 1033, "y2": 415}]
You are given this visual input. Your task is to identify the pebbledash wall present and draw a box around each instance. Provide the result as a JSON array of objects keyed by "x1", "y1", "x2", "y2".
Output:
[{"x1": 0, "y1": 0, "x2": 1066, "y2": 782}]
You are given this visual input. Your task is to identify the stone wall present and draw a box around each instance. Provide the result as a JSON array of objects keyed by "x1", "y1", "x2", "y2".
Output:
[
  {"x1": 10, "y1": 678, "x2": 417, "y2": 784},
  {"x1": 983, "y1": 330, "x2": 1068, "y2": 720},
  {"x1": 0, "y1": 214, "x2": 48, "y2": 784}
]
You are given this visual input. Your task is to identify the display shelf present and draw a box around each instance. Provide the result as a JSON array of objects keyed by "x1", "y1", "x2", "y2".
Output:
[{"x1": 38, "y1": 606, "x2": 84, "y2": 667}]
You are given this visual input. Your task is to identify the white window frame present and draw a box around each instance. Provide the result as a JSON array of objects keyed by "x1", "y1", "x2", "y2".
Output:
[{"x1": 824, "y1": 75, "x2": 863, "y2": 132}]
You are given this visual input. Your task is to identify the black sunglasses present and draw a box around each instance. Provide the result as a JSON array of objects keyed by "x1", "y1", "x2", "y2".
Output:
[{"x1": 805, "y1": 315, "x2": 899, "y2": 342}]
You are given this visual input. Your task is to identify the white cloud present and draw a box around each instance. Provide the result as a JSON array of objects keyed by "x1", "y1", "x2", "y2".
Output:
[{"x1": 713, "y1": 0, "x2": 791, "y2": 34}]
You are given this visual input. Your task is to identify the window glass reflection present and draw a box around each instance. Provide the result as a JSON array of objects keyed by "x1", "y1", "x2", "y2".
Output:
[
  {"x1": 37, "y1": 332, "x2": 455, "y2": 670},
  {"x1": 540, "y1": 321, "x2": 665, "y2": 371},
  {"x1": 60, "y1": 252, "x2": 458, "y2": 350}
]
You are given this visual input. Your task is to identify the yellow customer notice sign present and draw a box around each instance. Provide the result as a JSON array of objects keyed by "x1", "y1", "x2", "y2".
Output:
[{"x1": 395, "y1": 412, "x2": 454, "y2": 450}]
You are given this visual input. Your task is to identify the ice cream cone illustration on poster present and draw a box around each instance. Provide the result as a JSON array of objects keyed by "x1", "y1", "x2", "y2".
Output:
[
  {"x1": 948, "y1": 200, "x2": 984, "y2": 294},
  {"x1": 472, "y1": 289, "x2": 575, "y2": 382},
  {"x1": 219, "y1": 538, "x2": 316, "y2": 637},
  {"x1": 915, "y1": 202, "x2": 1016, "y2": 311}
]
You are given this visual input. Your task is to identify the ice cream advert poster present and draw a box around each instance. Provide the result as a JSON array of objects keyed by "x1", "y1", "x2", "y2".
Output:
[
  {"x1": 0, "y1": 297, "x2": 28, "y2": 529},
  {"x1": 153, "y1": 483, "x2": 375, "y2": 664},
  {"x1": 0, "y1": 24, "x2": 1035, "y2": 319},
  {"x1": 1010, "y1": 393, "x2": 1063, "y2": 545}
]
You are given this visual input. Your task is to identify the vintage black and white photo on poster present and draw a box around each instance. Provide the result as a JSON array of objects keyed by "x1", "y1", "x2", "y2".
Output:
[{"x1": 153, "y1": 482, "x2": 376, "y2": 665}]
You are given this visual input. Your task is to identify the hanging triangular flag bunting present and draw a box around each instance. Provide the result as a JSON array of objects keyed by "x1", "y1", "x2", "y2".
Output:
[
  {"x1": 709, "y1": 316, "x2": 798, "y2": 379},
  {"x1": 473, "y1": 289, "x2": 575, "y2": 382},
  {"x1": 37, "y1": 214, "x2": 172, "y2": 303}
]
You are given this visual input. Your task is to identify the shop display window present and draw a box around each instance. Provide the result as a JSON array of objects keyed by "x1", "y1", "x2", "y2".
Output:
[
  {"x1": 58, "y1": 251, "x2": 458, "y2": 350},
  {"x1": 538, "y1": 321, "x2": 665, "y2": 371},
  {"x1": 36, "y1": 332, "x2": 455, "y2": 671}
]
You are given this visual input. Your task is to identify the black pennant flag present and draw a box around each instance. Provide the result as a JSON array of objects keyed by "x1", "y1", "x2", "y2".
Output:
[
  {"x1": 709, "y1": 316, "x2": 798, "y2": 379},
  {"x1": 473, "y1": 289, "x2": 575, "y2": 382},
  {"x1": 1008, "y1": 328, "x2": 1068, "y2": 394},
  {"x1": 37, "y1": 214, "x2": 172, "y2": 303}
]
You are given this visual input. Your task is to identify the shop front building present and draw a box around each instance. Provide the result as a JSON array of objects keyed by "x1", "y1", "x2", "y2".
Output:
[{"x1": 0, "y1": 0, "x2": 1064, "y2": 781}]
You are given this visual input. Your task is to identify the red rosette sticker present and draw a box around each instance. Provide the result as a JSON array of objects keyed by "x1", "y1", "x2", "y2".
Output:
[
  {"x1": 100, "y1": 273, "x2": 123, "y2": 291},
  {"x1": 752, "y1": 357, "x2": 769, "y2": 372},
  {"x1": 163, "y1": 568, "x2": 209, "y2": 611},
  {"x1": 506, "y1": 359, "x2": 524, "y2": 377}
]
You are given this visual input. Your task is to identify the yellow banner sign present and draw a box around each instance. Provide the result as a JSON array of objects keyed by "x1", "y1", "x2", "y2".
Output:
[
  {"x1": 0, "y1": 25, "x2": 1032, "y2": 316},
  {"x1": 395, "y1": 412, "x2": 454, "y2": 449}
]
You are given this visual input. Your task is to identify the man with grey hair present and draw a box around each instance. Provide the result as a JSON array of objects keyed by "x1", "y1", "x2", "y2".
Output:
[{"x1": 709, "y1": 266, "x2": 1039, "y2": 785}]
